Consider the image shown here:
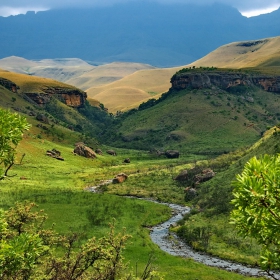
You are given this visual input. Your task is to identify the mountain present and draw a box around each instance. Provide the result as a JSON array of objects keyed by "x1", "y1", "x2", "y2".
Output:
[{"x1": 0, "y1": 2, "x2": 280, "y2": 67}]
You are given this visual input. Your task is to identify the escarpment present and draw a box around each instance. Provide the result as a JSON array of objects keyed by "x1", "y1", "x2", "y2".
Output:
[
  {"x1": 26, "y1": 87, "x2": 87, "y2": 108},
  {"x1": 171, "y1": 70, "x2": 280, "y2": 93},
  {"x1": 0, "y1": 77, "x2": 19, "y2": 93}
]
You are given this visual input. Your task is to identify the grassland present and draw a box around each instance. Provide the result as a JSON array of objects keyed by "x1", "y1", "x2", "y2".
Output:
[
  {"x1": 191, "y1": 36, "x2": 280, "y2": 69},
  {"x1": 0, "y1": 133, "x2": 265, "y2": 279}
]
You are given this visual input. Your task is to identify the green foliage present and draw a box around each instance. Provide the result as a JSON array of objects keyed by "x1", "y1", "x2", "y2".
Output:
[
  {"x1": 0, "y1": 201, "x2": 133, "y2": 280},
  {"x1": 230, "y1": 154, "x2": 280, "y2": 271},
  {"x1": 0, "y1": 109, "x2": 30, "y2": 179}
]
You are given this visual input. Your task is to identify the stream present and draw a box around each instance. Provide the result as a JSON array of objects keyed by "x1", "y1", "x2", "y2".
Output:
[
  {"x1": 86, "y1": 185, "x2": 278, "y2": 279},
  {"x1": 149, "y1": 201, "x2": 278, "y2": 279}
]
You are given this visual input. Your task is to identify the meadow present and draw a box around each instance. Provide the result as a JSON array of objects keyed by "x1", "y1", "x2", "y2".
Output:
[{"x1": 0, "y1": 133, "x2": 266, "y2": 279}]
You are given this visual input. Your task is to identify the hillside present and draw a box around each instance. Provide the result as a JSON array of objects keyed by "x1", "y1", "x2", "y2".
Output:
[
  {"x1": 87, "y1": 36, "x2": 280, "y2": 112},
  {"x1": 1, "y1": 36, "x2": 279, "y2": 114},
  {"x1": 100, "y1": 68, "x2": 280, "y2": 154},
  {"x1": 0, "y1": 56, "x2": 94, "y2": 82},
  {"x1": 86, "y1": 67, "x2": 181, "y2": 113},
  {"x1": 192, "y1": 36, "x2": 280, "y2": 69},
  {"x1": 0, "y1": 69, "x2": 112, "y2": 143}
]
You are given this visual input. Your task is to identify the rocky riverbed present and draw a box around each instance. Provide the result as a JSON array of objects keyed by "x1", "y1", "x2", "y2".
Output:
[{"x1": 150, "y1": 202, "x2": 278, "y2": 279}]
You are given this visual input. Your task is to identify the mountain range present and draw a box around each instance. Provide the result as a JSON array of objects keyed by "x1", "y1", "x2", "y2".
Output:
[{"x1": 1, "y1": 2, "x2": 280, "y2": 67}]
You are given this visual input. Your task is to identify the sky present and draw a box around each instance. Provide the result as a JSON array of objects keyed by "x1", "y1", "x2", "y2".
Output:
[{"x1": 0, "y1": 0, "x2": 280, "y2": 18}]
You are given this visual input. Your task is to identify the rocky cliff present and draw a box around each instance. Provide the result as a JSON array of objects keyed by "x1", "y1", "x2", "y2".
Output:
[
  {"x1": 26, "y1": 87, "x2": 87, "y2": 108},
  {"x1": 171, "y1": 71, "x2": 280, "y2": 93},
  {"x1": 0, "y1": 77, "x2": 19, "y2": 92}
]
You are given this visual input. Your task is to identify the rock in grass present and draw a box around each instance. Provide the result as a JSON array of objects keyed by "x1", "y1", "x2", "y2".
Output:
[
  {"x1": 112, "y1": 173, "x2": 128, "y2": 184},
  {"x1": 74, "y1": 143, "x2": 97, "y2": 159}
]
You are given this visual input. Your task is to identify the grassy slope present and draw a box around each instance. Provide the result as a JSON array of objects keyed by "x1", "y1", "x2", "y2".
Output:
[
  {"x1": 0, "y1": 69, "x2": 79, "y2": 93},
  {"x1": 86, "y1": 67, "x2": 181, "y2": 113},
  {"x1": 170, "y1": 127, "x2": 280, "y2": 266},
  {"x1": 0, "y1": 132, "x2": 261, "y2": 280},
  {"x1": 107, "y1": 82, "x2": 280, "y2": 154},
  {"x1": 0, "y1": 70, "x2": 112, "y2": 145},
  {"x1": 0, "y1": 56, "x2": 94, "y2": 83},
  {"x1": 192, "y1": 36, "x2": 280, "y2": 69},
  {"x1": 66, "y1": 62, "x2": 156, "y2": 90},
  {"x1": 1, "y1": 36, "x2": 279, "y2": 114}
]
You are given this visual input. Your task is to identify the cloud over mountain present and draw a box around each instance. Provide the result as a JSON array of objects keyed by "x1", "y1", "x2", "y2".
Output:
[{"x1": 1, "y1": 0, "x2": 280, "y2": 17}]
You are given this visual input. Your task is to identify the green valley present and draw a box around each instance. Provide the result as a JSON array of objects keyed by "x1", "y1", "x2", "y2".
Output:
[{"x1": 1, "y1": 36, "x2": 280, "y2": 279}]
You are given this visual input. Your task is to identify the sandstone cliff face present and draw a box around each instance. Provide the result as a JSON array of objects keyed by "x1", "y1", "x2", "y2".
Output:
[
  {"x1": 0, "y1": 77, "x2": 19, "y2": 92},
  {"x1": 26, "y1": 87, "x2": 87, "y2": 108},
  {"x1": 171, "y1": 71, "x2": 280, "y2": 93}
]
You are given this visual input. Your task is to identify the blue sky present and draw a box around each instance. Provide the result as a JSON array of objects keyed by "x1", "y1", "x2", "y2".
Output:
[{"x1": 0, "y1": 0, "x2": 280, "y2": 17}]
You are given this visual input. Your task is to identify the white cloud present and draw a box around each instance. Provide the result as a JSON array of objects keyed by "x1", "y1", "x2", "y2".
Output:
[
  {"x1": 0, "y1": 0, "x2": 280, "y2": 17},
  {"x1": 241, "y1": 4, "x2": 280, "y2": 17},
  {"x1": 0, "y1": 6, "x2": 49, "y2": 17}
]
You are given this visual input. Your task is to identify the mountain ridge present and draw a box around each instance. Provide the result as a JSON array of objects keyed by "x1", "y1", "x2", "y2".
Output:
[{"x1": 1, "y1": 2, "x2": 280, "y2": 67}]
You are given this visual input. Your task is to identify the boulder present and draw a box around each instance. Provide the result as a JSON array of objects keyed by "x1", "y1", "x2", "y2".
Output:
[
  {"x1": 165, "y1": 150, "x2": 180, "y2": 158},
  {"x1": 95, "y1": 148, "x2": 103, "y2": 155},
  {"x1": 112, "y1": 173, "x2": 128, "y2": 184},
  {"x1": 74, "y1": 144, "x2": 97, "y2": 159},
  {"x1": 195, "y1": 168, "x2": 215, "y2": 184},
  {"x1": 107, "y1": 149, "x2": 117, "y2": 156},
  {"x1": 46, "y1": 148, "x2": 64, "y2": 161}
]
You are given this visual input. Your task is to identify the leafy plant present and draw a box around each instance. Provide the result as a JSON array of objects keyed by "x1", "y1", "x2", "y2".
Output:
[
  {"x1": 0, "y1": 109, "x2": 30, "y2": 179},
  {"x1": 230, "y1": 154, "x2": 280, "y2": 276}
]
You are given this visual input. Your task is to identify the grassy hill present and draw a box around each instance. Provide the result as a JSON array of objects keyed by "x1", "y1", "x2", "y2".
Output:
[
  {"x1": 0, "y1": 69, "x2": 112, "y2": 144},
  {"x1": 0, "y1": 56, "x2": 94, "y2": 83},
  {"x1": 192, "y1": 36, "x2": 280, "y2": 69},
  {"x1": 66, "y1": 62, "x2": 155, "y2": 90},
  {"x1": 86, "y1": 67, "x2": 181, "y2": 112},
  {"x1": 101, "y1": 69, "x2": 280, "y2": 155},
  {"x1": 1, "y1": 36, "x2": 279, "y2": 114},
  {"x1": 171, "y1": 126, "x2": 280, "y2": 265}
]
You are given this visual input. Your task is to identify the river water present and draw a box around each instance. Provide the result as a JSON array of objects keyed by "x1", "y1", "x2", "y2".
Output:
[
  {"x1": 148, "y1": 202, "x2": 279, "y2": 279},
  {"x1": 86, "y1": 186, "x2": 278, "y2": 279}
]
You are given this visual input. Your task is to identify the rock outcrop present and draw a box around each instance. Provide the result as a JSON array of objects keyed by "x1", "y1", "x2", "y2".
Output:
[
  {"x1": 46, "y1": 149, "x2": 64, "y2": 161},
  {"x1": 74, "y1": 143, "x2": 97, "y2": 159},
  {"x1": 194, "y1": 168, "x2": 215, "y2": 184},
  {"x1": 107, "y1": 150, "x2": 117, "y2": 156},
  {"x1": 165, "y1": 150, "x2": 180, "y2": 158},
  {"x1": 26, "y1": 87, "x2": 87, "y2": 108},
  {"x1": 171, "y1": 70, "x2": 280, "y2": 93},
  {"x1": 112, "y1": 173, "x2": 128, "y2": 184},
  {"x1": 0, "y1": 77, "x2": 19, "y2": 92}
]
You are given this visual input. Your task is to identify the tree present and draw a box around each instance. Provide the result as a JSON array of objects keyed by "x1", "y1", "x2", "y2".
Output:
[
  {"x1": 230, "y1": 154, "x2": 280, "y2": 277},
  {"x1": 0, "y1": 108, "x2": 30, "y2": 180},
  {"x1": 0, "y1": 202, "x2": 161, "y2": 280}
]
